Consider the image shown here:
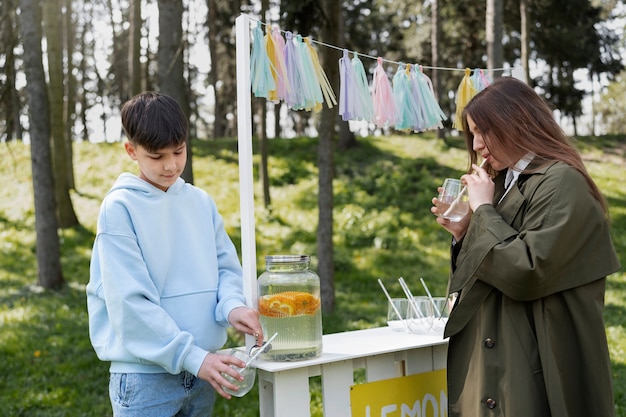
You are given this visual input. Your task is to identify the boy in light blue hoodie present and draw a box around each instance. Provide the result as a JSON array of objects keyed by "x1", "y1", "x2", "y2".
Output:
[{"x1": 86, "y1": 92, "x2": 263, "y2": 416}]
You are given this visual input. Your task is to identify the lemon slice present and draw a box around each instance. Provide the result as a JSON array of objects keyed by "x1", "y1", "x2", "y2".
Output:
[{"x1": 258, "y1": 292, "x2": 320, "y2": 317}]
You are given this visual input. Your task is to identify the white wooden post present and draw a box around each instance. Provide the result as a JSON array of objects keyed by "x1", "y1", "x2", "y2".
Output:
[{"x1": 235, "y1": 13, "x2": 258, "y2": 352}]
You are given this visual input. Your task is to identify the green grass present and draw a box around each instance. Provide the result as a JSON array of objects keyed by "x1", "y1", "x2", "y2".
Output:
[{"x1": 1, "y1": 133, "x2": 624, "y2": 416}]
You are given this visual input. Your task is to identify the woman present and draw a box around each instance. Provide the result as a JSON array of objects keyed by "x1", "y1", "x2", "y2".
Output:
[{"x1": 432, "y1": 77, "x2": 620, "y2": 417}]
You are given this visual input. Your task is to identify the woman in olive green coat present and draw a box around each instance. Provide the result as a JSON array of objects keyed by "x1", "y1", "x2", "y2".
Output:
[{"x1": 432, "y1": 77, "x2": 621, "y2": 417}]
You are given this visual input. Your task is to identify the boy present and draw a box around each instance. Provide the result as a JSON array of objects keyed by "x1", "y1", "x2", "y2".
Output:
[{"x1": 86, "y1": 92, "x2": 263, "y2": 416}]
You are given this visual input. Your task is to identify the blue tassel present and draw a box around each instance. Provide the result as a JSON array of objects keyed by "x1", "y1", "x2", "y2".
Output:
[{"x1": 250, "y1": 25, "x2": 275, "y2": 98}]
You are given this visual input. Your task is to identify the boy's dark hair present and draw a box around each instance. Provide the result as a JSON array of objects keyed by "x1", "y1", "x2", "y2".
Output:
[{"x1": 121, "y1": 92, "x2": 188, "y2": 152}]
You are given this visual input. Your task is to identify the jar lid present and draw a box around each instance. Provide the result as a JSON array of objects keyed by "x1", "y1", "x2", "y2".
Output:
[{"x1": 265, "y1": 254, "x2": 310, "y2": 263}]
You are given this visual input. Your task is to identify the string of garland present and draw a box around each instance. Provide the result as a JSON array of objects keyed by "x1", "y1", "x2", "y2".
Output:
[{"x1": 248, "y1": 17, "x2": 502, "y2": 132}]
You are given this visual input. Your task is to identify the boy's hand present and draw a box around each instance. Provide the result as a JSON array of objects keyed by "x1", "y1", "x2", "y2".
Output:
[
  {"x1": 197, "y1": 352, "x2": 245, "y2": 399},
  {"x1": 229, "y1": 306, "x2": 264, "y2": 346}
]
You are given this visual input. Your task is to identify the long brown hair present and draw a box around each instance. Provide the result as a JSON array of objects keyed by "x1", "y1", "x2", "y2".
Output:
[{"x1": 461, "y1": 77, "x2": 608, "y2": 214}]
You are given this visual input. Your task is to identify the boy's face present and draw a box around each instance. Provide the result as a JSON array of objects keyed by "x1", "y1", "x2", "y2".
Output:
[{"x1": 124, "y1": 141, "x2": 187, "y2": 191}]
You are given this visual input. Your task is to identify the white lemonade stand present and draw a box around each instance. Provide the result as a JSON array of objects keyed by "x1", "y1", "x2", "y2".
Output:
[{"x1": 234, "y1": 14, "x2": 449, "y2": 417}]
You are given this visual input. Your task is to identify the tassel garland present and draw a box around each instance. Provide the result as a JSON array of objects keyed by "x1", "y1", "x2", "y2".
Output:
[{"x1": 249, "y1": 22, "x2": 495, "y2": 133}]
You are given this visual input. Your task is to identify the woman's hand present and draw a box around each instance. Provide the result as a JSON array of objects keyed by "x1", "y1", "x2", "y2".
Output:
[
  {"x1": 462, "y1": 163, "x2": 495, "y2": 211},
  {"x1": 431, "y1": 194, "x2": 471, "y2": 242}
]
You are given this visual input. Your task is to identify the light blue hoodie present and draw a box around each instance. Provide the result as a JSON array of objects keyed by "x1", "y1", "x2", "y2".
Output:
[{"x1": 86, "y1": 173, "x2": 246, "y2": 376}]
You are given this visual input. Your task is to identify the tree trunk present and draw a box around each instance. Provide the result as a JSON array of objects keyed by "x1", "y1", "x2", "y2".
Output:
[
  {"x1": 158, "y1": 0, "x2": 194, "y2": 183},
  {"x1": 78, "y1": 8, "x2": 90, "y2": 142},
  {"x1": 64, "y1": 0, "x2": 76, "y2": 189},
  {"x1": 274, "y1": 102, "x2": 282, "y2": 138},
  {"x1": 43, "y1": 0, "x2": 79, "y2": 228},
  {"x1": 1, "y1": 0, "x2": 22, "y2": 142},
  {"x1": 520, "y1": 0, "x2": 530, "y2": 83},
  {"x1": 207, "y1": 0, "x2": 225, "y2": 138},
  {"x1": 129, "y1": 0, "x2": 143, "y2": 96},
  {"x1": 105, "y1": 0, "x2": 127, "y2": 100},
  {"x1": 338, "y1": 122, "x2": 356, "y2": 150},
  {"x1": 317, "y1": 0, "x2": 340, "y2": 313},
  {"x1": 259, "y1": 0, "x2": 271, "y2": 208},
  {"x1": 19, "y1": 0, "x2": 65, "y2": 290},
  {"x1": 486, "y1": 0, "x2": 503, "y2": 79},
  {"x1": 431, "y1": 0, "x2": 446, "y2": 140}
]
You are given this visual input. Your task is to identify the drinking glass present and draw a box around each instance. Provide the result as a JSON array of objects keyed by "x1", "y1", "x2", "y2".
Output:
[
  {"x1": 429, "y1": 296, "x2": 451, "y2": 332},
  {"x1": 406, "y1": 297, "x2": 434, "y2": 334},
  {"x1": 387, "y1": 298, "x2": 409, "y2": 332},
  {"x1": 436, "y1": 178, "x2": 469, "y2": 222},
  {"x1": 221, "y1": 348, "x2": 256, "y2": 397}
]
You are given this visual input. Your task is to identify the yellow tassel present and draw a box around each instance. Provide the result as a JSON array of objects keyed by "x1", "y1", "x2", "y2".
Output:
[
  {"x1": 264, "y1": 26, "x2": 279, "y2": 102},
  {"x1": 304, "y1": 37, "x2": 337, "y2": 111},
  {"x1": 452, "y1": 68, "x2": 477, "y2": 130}
]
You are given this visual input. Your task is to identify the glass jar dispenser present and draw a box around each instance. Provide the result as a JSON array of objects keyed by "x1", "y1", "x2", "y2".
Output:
[{"x1": 257, "y1": 255, "x2": 323, "y2": 361}]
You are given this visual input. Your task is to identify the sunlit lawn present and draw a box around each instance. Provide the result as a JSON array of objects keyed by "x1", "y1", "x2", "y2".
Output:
[{"x1": 1, "y1": 133, "x2": 624, "y2": 416}]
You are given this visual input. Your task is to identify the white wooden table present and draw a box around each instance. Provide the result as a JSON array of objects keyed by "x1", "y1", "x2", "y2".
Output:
[{"x1": 251, "y1": 326, "x2": 448, "y2": 417}]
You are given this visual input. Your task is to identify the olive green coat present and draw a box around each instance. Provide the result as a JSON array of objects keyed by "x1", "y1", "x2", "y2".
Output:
[{"x1": 445, "y1": 161, "x2": 621, "y2": 417}]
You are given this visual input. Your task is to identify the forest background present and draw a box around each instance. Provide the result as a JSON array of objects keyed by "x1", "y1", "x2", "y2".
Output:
[{"x1": 1, "y1": 0, "x2": 626, "y2": 415}]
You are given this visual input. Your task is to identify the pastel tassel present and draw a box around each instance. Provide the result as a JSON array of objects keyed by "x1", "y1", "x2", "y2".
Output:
[
  {"x1": 408, "y1": 65, "x2": 426, "y2": 131},
  {"x1": 453, "y1": 68, "x2": 477, "y2": 130},
  {"x1": 414, "y1": 65, "x2": 446, "y2": 130},
  {"x1": 371, "y1": 57, "x2": 397, "y2": 128},
  {"x1": 304, "y1": 37, "x2": 336, "y2": 110},
  {"x1": 339, "y1": 49, "x2": 359, "y2": 121},
  {"x1": 250, "y1": 25, "x2": 275, "y2": 98},
  {"x1": 351, "y1": 53, "x2": 374, "y2": 122},
  {"x1": 264, "y1": 25, "x2": 289, "y2": 102},
  {"x1": 296, "y1": 34, "x2": 323, "y2": 111},
  {"x1": 470, "y1": 68, "x2": 491, "y2": 92},
  {"x1": 392, "y1": 63, "x2": 416, "y2": 130},
  {"x1": 291, "y1": 34, "x2": 311, "y2": 110},
  {"x1": 284, "y1": 31, "x2": 306, "y2": 109},
  {"x1": 263, "y1": 26, "x2": 278, "y2": 101},
  {"x1": 271, "y1": 26, "x2": 290, "y2": 101}
]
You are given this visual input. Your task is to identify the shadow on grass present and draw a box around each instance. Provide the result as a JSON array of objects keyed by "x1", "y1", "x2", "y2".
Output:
[
  {"x1": 3, "y1": 134, "x2": 624, "y2": 416},
  {"x1": 0, "y1": 219, "x2": 109, "y2": 416}
]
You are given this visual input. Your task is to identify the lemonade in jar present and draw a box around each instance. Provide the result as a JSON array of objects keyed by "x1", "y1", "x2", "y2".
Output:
[{"x1": 257, "y1": 255, "x2": 323, "y2": 361}]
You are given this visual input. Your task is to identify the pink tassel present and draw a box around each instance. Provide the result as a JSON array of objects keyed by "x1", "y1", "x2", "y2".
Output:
[
  {"x1": 265, "y1": 25, "x2": 290, "y2": 102},
  {"x1": 271, "y1": 27, "x2": 290, "y2": 101},
  {"x1": 371, "y1": 57, "x2": 397, "y2": 128}
]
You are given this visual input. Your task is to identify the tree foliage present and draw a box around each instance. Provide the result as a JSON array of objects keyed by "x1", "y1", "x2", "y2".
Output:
[
  {"x1": 526, "y1": 0, "x2": 622, "y2": 128},
  {"x1": 5, "y1": 0, "x2": 626, "y2": 292},
  {"x1": 3, "y1": 0, "x2": 625, "y2": 143}
]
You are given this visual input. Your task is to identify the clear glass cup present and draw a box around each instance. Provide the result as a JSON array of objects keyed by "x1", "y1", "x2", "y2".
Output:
[
  {"x1": 221, "y1": 348, "x2": 256, "y2": 397},
  {"x1": 429, "y1": 296, "x2": 451, "y2": 332},
  {"x1": 436, "y1": 178, "x2": 469, "y2": 222},
  {"x1": 387, "y1": 298, "x2": 409, "y2": 332},
  {"x1": 406, "y1": 297, "x2": 434, "y2": 334}
]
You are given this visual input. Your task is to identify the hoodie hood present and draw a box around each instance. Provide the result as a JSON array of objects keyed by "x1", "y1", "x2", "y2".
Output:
[{"x1": 109, "y1": 172, "x2": 186, "y2": 196}]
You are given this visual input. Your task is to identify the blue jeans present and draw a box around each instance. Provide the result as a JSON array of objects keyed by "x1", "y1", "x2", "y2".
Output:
[{"x1": 109, "y1": 372, "x2": 215, "y2": 417}]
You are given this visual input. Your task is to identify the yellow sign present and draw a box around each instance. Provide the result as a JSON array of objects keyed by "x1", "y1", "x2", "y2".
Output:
[{"x1": 350, "y1": 369, "x2": 447, "y2": 417}]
